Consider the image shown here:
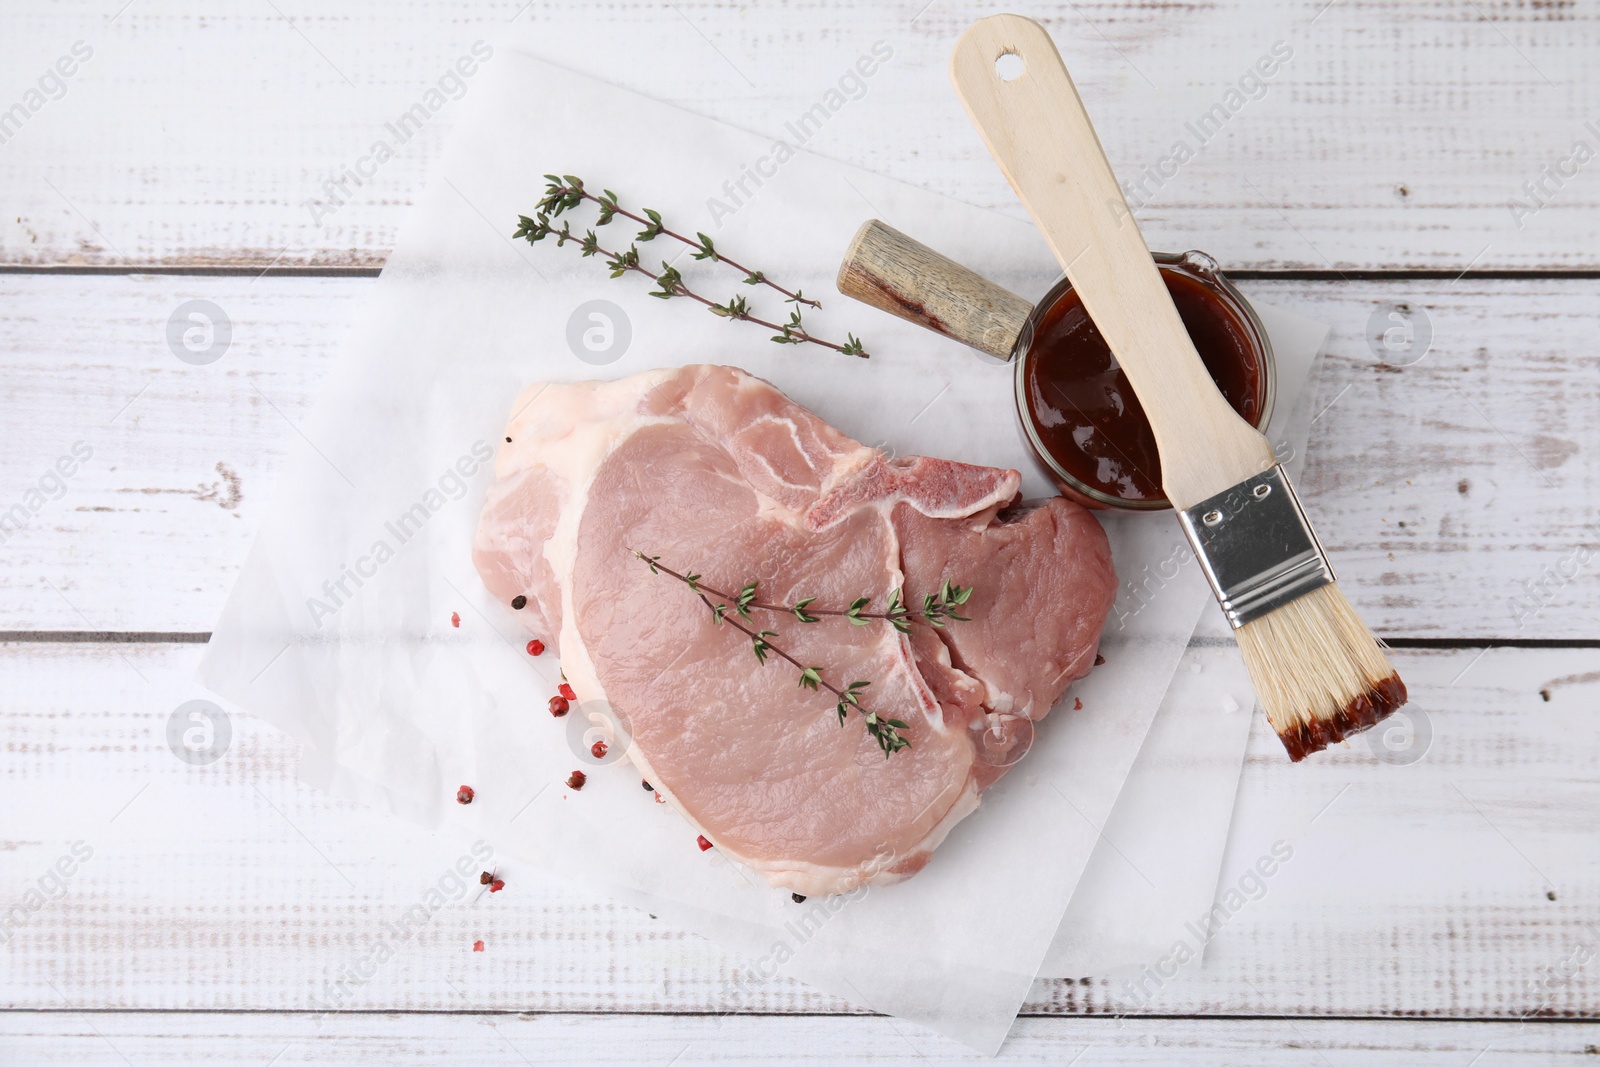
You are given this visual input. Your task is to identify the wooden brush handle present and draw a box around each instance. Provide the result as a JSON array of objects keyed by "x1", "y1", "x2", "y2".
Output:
[
  {"x1": 836, "y1": 219, "x2": 1034, "y2": 361},
  {"x1": 950, "y1": 14, "x2": 1276, "y2": 508}
]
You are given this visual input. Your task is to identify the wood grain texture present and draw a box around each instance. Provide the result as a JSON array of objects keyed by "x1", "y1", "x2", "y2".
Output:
[
  {"x1": 3, "y1": 2, "x2": 1594, "y2": 1057},
  {"x1": 4, "y1": 642, "x2": 1598, "y2": 1020},
  {"x1": 1, "y1": 1, "x2": 1597, "y2": 270},
  {"x1": 4, "y1": 1013, "x2": 1600, "y2": 1066},
  {"x1": 836, "y1": 219, "x2": 1033, "y2": 360},
  {"x1": 1, "y1": 273, "x2": 1594, "y2": 637}
]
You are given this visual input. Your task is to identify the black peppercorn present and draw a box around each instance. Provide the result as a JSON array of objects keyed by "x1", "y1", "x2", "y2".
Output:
[{"x1": 511, "y1": 595, "x2": 527, "y2": 610}]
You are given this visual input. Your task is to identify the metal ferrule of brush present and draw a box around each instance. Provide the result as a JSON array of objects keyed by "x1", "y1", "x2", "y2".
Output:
[{"x1": 1177, "y1": 465, "x2": 1336, "y2": 630}]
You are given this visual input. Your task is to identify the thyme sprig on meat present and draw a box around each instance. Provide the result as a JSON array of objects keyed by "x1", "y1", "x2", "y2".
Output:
[
  {"x1": 514, "y1": 176, "x2": 868, "y2": 358},
  {"x1": 634, "y1": 551, "x2": 910, "y2": 756},
  {"x1": 634, "y1": 554, "x2": 973, "y2": 633},
  {"x1": 795, "y1": 583, "x2": 974, "y2": 632}
]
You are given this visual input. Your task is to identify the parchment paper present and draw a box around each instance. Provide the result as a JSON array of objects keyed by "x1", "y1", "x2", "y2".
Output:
[
  {"x1": 199, "y1": 46, "x2": 1326, "y2": 1053},
  {"x1": 1038, "y1": 303, "x2": 1327, "y2": 980}
]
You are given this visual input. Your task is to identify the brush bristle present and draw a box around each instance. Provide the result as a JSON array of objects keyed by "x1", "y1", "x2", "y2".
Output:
[{"x1": 1235, "y1": 583, "x2": 1407, "y2": 761}]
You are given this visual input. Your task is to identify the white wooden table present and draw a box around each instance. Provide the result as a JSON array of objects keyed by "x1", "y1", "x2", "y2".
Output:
[{"x1": 3, "y1": 2, "x2": 1598, "y2": 1062}]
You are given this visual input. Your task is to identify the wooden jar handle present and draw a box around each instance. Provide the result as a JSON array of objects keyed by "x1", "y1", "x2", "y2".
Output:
[{"x1": 835, "y1": 219, "x2": 1034, "y2": 362}]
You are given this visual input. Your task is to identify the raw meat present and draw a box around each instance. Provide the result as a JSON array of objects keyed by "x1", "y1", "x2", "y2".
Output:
[{"x1": 474, "y1": 365, "x2": 1115, "y2": 896}]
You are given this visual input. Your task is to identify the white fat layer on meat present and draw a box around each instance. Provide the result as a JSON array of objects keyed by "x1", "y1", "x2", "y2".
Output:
[
  {"x1": 746, "y1": 780, "x2": 981, "y2": 897},
  {"x1": 746, "y1": 413, "x2": 822, "y2": 494},
  {"x1": 495, "y1": 371, "x2": 677, "y2": 752},
  {"x1": 487, "y1": 370, "x2": 984, "y2": 897}
]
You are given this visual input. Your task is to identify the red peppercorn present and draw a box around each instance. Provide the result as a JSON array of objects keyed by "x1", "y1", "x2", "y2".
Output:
[
  {"x1": 479, "y1": 871, "x2": 493, "y2": 885},
  {"x1": 451, "y1": 612, "x2": 461, "y2": 628},
  {"x1": 549, "y1": 695, "x2": 570, "y2": 717},
  {"x1": 1094, "y1": 654, "x2": 1106, "y2": 666},
  {"x1": 697, "y1": 835, "x2": 712, "y2": 852},
  {"x1": 559, "y1": 682, "x2": 577, "y2": 702},
  {"x1": 590, "y1": 740, "x2": 608, "y2": 759},
  {"x1": 566, "y1": 770, "x2": 586, "y2": 790},
  {"x1": 489, "y1": 879, "x2": 505, "y2": 893},
  {"x1": 1073, "y1": 698, "x2": 1083, "y2": 711},
  {"x1": 526, "y1": 638, "x2": 545, "y2": 656},
  {"x1": 472, "y1": 939, "x2": 485, "y2": 952},
  {"x1": 456, "y1": 785, "x2": 474, "y2": 805}
]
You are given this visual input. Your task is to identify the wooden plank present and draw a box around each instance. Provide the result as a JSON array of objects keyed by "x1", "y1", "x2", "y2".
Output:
[
  {"x1": 3, "y1": 1013, "x2": 1599, "y2": 1066},
  {"x1": 1, "y1": 1, "x2": 1596, "y2": 270},
  {"x1": 1, "y1": 273, "x2": 1595, "y2": 637},
  {"x1": 3, "y1": 642, "x2": 1598, "y2": 1019}
]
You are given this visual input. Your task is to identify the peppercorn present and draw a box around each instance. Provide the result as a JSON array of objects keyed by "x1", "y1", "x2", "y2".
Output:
[
  {"x1": 696, "y1": 835, "x2": 712, "y2": 852},
  {"x1": 549, "y1": 695, "x2": 570, "y2": 717},
  {"x1": 566, "y1": 770, "x2": 587, "y2": 790},
  {"x1": 791, "y1": 893, "x2": 806, "y2": 904},
  {"x1": 450, "y1": 612, "x2": 461, "y2": 628},
  {"x1": 641, "y1": 780, "x2": 653, "y2": 791},
  {"x1": 526, "y1": 638, "x2": 545, "y2": 656},
  {"x1": 511, "y1": 595, "x2": 527, "y2": 610},
  {"x1": 479, "y1": 871, "x2": 493, "y2": 885},
  {"x1": 489, "y1": 879, "x2": 505, "y2": 893},
  {"x1": 591, "y1": 740, "x2": 608, "y2": 759},
  {"x1": 456, "y1": 785, "x2": 474, "y2": 805},
  {"x1": 558, "y1": 682, "x2": 577, "y2": 702}
]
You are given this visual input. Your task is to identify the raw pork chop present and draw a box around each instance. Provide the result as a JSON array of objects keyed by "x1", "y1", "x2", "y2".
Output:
[{"x1": 474, "y1": 365, "x2": 1115, "y2": 896}]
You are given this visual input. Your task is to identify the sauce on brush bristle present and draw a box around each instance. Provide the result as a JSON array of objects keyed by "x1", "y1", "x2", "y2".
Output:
[{"x1": 1235, "y1": 582, "x2": 1407, "y2": 761}]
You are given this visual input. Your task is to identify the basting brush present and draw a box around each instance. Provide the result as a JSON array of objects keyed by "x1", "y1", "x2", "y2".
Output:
[{"x1": 949, "y1": 14, "x2": 1406, "y2": 759}]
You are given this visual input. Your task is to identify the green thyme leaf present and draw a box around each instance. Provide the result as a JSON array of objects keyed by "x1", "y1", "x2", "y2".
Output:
[{"x1": 638, "y1": 207, "x2": 665, "y2": 242}]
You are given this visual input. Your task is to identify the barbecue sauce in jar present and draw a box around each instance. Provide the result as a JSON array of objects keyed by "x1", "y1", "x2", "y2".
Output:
[{"x1": 1020, "y1": 260, "x2": 1267, "y2": 508}]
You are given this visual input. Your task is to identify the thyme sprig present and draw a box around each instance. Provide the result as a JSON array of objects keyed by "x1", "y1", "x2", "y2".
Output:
[
  {"x1": 632, "y1": 565, "x2": 974, "y2": 636},
  {"x1": 634, "y1": 551, "x2": 909, "y2": 756},
  {"x1": 514, "y1": 214, "x2": 867, "y2": 358},
  {"x1": 516, "y1": 175, "x2": 869, "y2": 359},
  {"x1": 535, "y1": 175, "x2": 819, "y2": 308}
]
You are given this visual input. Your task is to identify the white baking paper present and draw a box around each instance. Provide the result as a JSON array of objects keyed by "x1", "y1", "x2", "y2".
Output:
[
  {"x1": 199, "y1": 45, "x2": 1325, "y2": 1054},
  {"x1": 1038, "y1": 302, "x2": 1328, "y2": 979}
]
